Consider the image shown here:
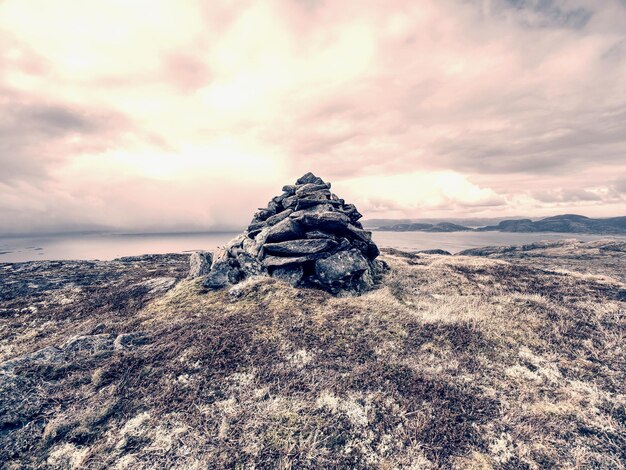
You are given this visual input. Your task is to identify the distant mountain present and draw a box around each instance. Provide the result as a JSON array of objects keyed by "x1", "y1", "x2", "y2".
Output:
[
  {"x1": 477, "y1": 214, "x2": 626, "y2": 234},
  {"x1": 377, "y1": 222, "x2": 473, "y2": 232},
  {"x1": 375, "y1": 214, "x2": 626, "y2": 234},
  {"x1": 363, "y1": 217, "x2": 521, "y2": 229}
]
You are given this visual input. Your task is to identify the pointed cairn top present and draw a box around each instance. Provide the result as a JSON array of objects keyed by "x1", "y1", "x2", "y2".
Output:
[
  {"x1": 199, "y1": 172, "x2": 387, "y2": 295},
  {"x1": 295, "y1": 172, "x2": 327, "y2": 186}
]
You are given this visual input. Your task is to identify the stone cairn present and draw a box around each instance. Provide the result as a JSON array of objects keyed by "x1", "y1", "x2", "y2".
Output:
[{"x1": 200, "y1": 172, "x2": 385, "y2": 295}]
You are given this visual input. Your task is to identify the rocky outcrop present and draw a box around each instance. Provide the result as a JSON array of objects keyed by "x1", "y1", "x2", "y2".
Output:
[{"x1": 201, "y1": 172, "x2": 386, "y2": 295}]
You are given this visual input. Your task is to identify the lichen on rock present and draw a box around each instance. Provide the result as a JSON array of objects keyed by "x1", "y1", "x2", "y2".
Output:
[{"x1": 200, "y1": 172, "x2": 386, "y2": 295}]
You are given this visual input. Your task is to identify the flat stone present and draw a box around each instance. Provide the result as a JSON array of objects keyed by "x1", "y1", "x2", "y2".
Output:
[
  {"x1": 290, "y1": 205, "x2": 336, "y2": 218},
  {"x1": 344, "y1": 224, "x2": 372, "y2": 243},
  {"x1": 295, "y1": 198, "x2": 343, "y2": 210},
  {"x1": 265, "y1": 218, "x2": 303, "y2": 242},
  {"x1": 295, "y1": 183, "x2": 331, "y2": 198},
  {"x1": 263, "y1": 253, "x2": 323, "y2": 267},
  {"x1": 247, "y1": 221, "x2": 267, "y2": 234},
  {"x1": 265, "y1": 209, "x2": 293, "y2": 226},
  {"x1": 305, "y1": 230, "x2": 340, "y2": 240},
  {"x1": 264, "y1": 238, "x2": 337, "y2": 256},
  {"x1": 292, "y1": 212, "x2": 351, "y2": 231}
]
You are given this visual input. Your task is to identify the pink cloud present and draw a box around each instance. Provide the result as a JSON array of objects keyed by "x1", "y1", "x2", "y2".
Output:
[{"x1": 1, "y1": 0, "x2": 625, "y2": 234}]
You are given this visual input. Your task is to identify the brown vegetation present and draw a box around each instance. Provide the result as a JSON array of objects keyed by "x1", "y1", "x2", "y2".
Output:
[{"x1": 1, "y1": 241, "x2": 625, "y2": 468}]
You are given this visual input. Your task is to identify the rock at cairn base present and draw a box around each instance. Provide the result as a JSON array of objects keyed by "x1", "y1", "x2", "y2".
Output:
[
  {"x1": 188, "y1": 251, "x2": 213, "y2": 278},
  {"x1": 201, "y1": 172, "x2": 385, "y2": 295}
]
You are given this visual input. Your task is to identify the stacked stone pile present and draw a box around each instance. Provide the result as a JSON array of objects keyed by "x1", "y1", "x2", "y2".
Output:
[{"x1": 201, "y1": 172, "x2": 385, "y2": 295}]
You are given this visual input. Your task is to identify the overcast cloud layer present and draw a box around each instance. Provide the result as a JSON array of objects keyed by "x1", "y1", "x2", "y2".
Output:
[{"x1": 1, "y1": 0, "x2": 625, "y2": 234}]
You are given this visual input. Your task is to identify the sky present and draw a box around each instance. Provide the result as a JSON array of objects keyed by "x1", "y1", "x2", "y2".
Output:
[{"x1": 1, "y1": 0, "x2": 625, "y2": 234}]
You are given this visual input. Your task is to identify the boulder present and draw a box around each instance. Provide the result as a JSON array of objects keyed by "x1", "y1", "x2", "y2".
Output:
[
  {"x1": 188, "y1": 251, "x2": 213, "y2": 278},
  {"x1": 314, "y1": 249, "x2": 374, "y2": 294}
]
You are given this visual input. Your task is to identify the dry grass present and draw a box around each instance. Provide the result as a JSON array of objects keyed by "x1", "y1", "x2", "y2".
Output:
[{"x1": 1, "y1": 243, "x2": 625, "y2": 468}]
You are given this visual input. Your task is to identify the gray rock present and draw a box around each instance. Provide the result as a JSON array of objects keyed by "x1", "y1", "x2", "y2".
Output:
[
  {"x1": 63, "y1": 334, "x2": 115, "y2": 352},
  {"x1": 188, "y1": 251, "x2": 213, "y2": 278},
  {"x1": 114, "y1": 332, "x2": 150, "y2": 350},
  {"x1": 292, "y1": 212, "x2": 351, "y2": 231},
  {"x1": 271, "y1": 265, "x2": 304, "y2": 286},
  {"x1": 247, "y1": 221, "x2": 267, "y2": 236},
  {"x1": 264, "y1": 238, "x2": 337, "y2": 256},
  {"x1": 203, "y1": 248, "x2": 241, "y2": 288},
  {"x1": 290, "y1": 204, "x2": 336, "y2": 218},
  {"x1": 295, "y1": 198, "x2": 343, "y2": 210},
  {"x1": 267, "y1": 201, "x2": 280, "y2": 213},
  {"x1": 254, "y1": 209, "x2": 274, "y2": 222},
  {"x1": 242, "y1": 237, "x2": 262, "y2": 257},
  {"x1": 265, "y1": 218, "x2": 303, "y2": 242},
  {"x1": 296, "y1": 172, "x2": 325, "y2": 185},
  {"x1": 317, "y1": 248, "x2": 369, "y2": 278},
  {"x1": 265, "y1": 209, "x2": 293, "y2": 226},
  {"x1": 138, "y1": 276, "x2": 178, "y2": 295},
  {"x1": 263, "y1": 254, "x2": 323, "y2": 268},
  {"x1": 341, "y1": 204, "x2": 363, "y2": 223},
  {"x1": 314, "y1": 249, "x2": 372, "y2": 293},
  {"x1": 305, "y1": 230, "x2": 340, "y2": 240},
  {"x1": 226, "y1": 234, "x2": 246, "y2": 251},
  {"x1": 295, "y1": 183, "x2": 331, "y2": 198},
  {"x1": 236, "y1": 253, "x2": 265, "y2": 277},
  {"x1": 282, "y1": 195, "x2": 298, "y2": 209},
  {"x1": 343, "y1": 224, "x2": 372, "y2": 243},
  {"x1": 0, "y1": 346, "x2": 63, "y2": 374},
  {"x1": 282, "y1": 185, "x2": 297, "y2": 195}
]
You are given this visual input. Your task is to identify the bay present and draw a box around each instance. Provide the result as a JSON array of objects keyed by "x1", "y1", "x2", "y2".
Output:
[{"x1": 0, "y1": 230, "x2": 624, "y2": 263}]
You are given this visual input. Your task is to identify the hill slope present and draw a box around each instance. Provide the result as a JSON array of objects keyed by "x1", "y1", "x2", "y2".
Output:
[{"x1": 1, "y1": 242, "x2": 625, "y2": 468}]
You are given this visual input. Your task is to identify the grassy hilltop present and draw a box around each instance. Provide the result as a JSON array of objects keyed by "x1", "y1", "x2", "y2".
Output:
[{"x1": 1, "y1": 240, "x2": 625, "y2": 468}]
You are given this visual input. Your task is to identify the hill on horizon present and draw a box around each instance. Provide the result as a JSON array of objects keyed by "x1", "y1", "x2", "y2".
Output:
[{"x1": 375, "y1": 214, "x2": 626, "y2": 234}]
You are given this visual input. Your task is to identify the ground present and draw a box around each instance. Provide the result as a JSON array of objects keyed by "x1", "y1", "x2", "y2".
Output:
[{"x1": 0, "y1": 240, "x2": 624, "y2": 469}]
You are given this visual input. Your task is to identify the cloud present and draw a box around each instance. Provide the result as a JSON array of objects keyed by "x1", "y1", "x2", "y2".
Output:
[{"x1": 0, "y1": 0, "x2": 625, "y2": 234}]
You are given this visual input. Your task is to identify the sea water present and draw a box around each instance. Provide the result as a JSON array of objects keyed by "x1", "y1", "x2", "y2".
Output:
[{"x1": 1, "y1": 231, "x2": 623, "y2": 263}]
